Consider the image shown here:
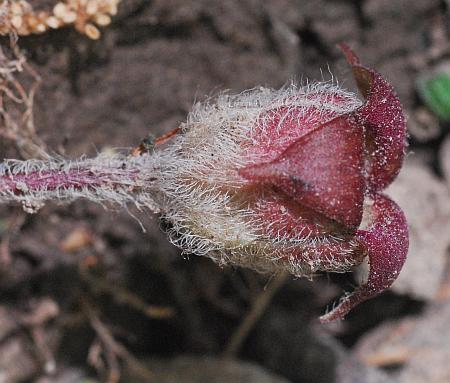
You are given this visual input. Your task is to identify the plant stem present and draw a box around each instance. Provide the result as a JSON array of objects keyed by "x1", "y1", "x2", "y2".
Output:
[{"x1": 0, "y1": 153, "x2": 159, "y2": 213}]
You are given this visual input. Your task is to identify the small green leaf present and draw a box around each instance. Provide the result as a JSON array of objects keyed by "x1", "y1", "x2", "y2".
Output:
[{"x1": 418, "y1": 72, "x2": 450, "y2": 121}]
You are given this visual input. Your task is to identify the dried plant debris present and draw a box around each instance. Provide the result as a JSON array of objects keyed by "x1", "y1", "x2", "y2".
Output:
[
  {"x1": 354, "y1": 302, "x2": 450, "y2": 383},
  {"x1": 0, "y1": 0, "x2": 120, "y2": 39},
  {"x1": 0, "y1": 38, "x2": 47, "y2": 158},
  {"x1": 0, "y1": 298, "x2": 60, "y2": 382}
]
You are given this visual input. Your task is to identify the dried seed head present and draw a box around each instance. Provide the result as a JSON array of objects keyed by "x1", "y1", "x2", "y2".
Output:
[
  {"x1": 84, "y1": 23, "x2": 100, "y2": 39},
  {"x1": 0, "y1": 0, "x2": 121, "y2": 39}
]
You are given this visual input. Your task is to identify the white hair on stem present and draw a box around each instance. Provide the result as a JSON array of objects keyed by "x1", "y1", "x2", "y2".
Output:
[{"x1": 0, "y1": 153, "x2": 161, "y2": 213}]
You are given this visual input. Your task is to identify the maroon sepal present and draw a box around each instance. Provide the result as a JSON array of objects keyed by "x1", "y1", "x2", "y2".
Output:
[
  {"x1": 319, "y1": 194, "x2": 408, "y2": 323},
  {"x1": 239, "y1": 115, "x2": 365, "y2": 229},
  {"x1": 339, "y1": 43, "x2": 407, "y2": 194}
]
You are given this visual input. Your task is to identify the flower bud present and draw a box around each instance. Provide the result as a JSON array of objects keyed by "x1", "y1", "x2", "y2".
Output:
[
  {"x1": 155, "y1": 45, "x2": 408, "y2": 322},
  {"x1": 0, "y1": 45, "x2": 408, "y2": 322}
]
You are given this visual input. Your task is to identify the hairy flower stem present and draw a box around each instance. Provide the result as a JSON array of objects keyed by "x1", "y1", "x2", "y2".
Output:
[
  {"x1": 0, "y1": 43, "x2": 409, "y2": 322},
  {"x1": 0, "y1": 153, "x2": 160, "y2": 213}
]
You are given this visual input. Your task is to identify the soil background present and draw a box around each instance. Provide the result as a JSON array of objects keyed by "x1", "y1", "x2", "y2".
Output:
[{"x1": 1, "y1": 1, "x2": 450, "y2": 382}]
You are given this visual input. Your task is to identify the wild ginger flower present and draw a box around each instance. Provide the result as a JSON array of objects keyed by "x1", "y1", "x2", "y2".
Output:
[{"x1": 0, "y1": 45, "x2": 408, "y2": 322}]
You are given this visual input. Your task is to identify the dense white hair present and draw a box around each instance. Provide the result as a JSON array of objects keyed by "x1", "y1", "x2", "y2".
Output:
[{"x1": 0, "y1": 82, "x2": 363, "y2": 277}]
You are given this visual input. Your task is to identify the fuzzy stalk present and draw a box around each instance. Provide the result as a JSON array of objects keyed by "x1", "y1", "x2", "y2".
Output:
[{"x1": 0, "y1": 153, "x2": 160, "y2": 213}]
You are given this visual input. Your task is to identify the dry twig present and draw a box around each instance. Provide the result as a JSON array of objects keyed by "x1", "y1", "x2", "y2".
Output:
[
  {"x1": 80, "y1": 266, "x2": 175, "y2": 320},
  {"x1": 82, "y1": 299, "x2": 155, "y2": 383},
  {"x1": 223, "y1": 272, "x2": 289, "y2": 357},
  {"x1": 18, "y1": 298, "x2": 60, "y2": 376}
]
